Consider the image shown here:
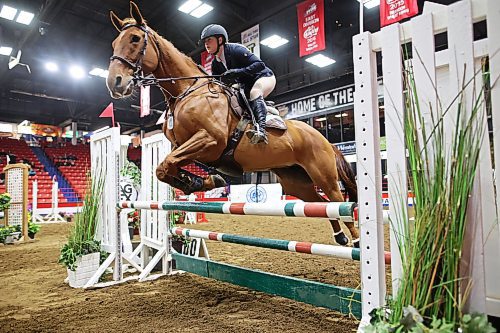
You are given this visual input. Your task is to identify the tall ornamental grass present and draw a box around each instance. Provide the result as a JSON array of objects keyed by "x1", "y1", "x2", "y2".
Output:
[
  {"x1": 59, "y1": 172, "x2": 105, "y2": 271},
  {"x1": 396, "y1": 59, "x2": 484, "y2": 322},
  {"x1": 366, "y1": 56, "x2": 496, "y2": 332}
]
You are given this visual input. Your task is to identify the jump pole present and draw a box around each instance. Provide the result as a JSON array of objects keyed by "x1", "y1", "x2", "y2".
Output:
[{"x1": 172, "y1": 227, "x2": 391, "y2": 265}]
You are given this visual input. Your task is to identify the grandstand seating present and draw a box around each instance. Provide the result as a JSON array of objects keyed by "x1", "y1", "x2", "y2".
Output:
[
  {"x1": 41, "y1": 142, "x2": 90, "y2": 199},
  {"x1": 0, "y1": 137, "x2": 66, "y2": 205},
  {"x1": 0, "y1": 136, "x2": 212, "y2": 209}
]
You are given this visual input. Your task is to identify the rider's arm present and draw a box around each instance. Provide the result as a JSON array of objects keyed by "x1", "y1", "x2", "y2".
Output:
[{"x1": 232, "y1": 44, "x2": 265, "y2": 75}]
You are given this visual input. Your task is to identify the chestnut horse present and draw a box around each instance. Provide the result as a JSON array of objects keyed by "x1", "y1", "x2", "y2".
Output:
[{"x1": 106, "y1": 2, "x2": 359, "y2": 247}]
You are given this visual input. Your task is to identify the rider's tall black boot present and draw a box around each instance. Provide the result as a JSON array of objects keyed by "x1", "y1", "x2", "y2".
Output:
[{"x1": 246, "y1": 96, "x2": 268, "y2": 144}]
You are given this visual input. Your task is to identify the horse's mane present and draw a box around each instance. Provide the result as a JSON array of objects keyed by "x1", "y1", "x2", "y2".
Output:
[{"x1": 121, "y1": 18, "x2": 204, "y2": 75}]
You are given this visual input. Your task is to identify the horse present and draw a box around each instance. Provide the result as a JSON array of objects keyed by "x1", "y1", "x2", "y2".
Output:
[{"x1": 106, "y1": 2, "x2": 360, "y2": 247}]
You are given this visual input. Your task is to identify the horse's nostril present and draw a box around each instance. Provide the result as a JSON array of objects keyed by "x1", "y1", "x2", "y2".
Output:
[{"x1": 115, "y1": 76, "x2": 122, "y2": 88}]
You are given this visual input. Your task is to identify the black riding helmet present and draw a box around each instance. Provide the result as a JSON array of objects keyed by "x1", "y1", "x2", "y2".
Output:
[{"x1": 200, "y1": 24, "x2": 228, "y2": 54}]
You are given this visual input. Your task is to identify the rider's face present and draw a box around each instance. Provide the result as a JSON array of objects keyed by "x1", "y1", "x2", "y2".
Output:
[{"x1": 204, "y1": 36, "x2": 219, "y2": 54}]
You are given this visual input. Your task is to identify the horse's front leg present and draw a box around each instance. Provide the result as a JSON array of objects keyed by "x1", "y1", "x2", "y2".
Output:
[{"x1": 156, "y1": 130, "x2": 226, "y2": 194}]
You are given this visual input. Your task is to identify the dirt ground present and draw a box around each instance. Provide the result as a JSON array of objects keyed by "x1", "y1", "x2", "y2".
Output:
[{"x1": 0, "y1": 214, "x2": 388, "y2": 333}]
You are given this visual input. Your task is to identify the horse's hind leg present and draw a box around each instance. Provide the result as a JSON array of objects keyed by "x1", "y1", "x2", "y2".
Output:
[
  {"x1": 273, "y1": 167, "x2": 352, "y2": 246},
  {"x1": 298, "y1": 155, "x2": 360, "y2": 248}
]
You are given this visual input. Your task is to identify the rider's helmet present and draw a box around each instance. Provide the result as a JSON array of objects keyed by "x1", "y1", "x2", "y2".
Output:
[{"x1": 200, "y1": 24, "x2": 228, "y2": 43}]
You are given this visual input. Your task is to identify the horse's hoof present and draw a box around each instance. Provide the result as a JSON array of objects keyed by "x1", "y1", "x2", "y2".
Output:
[
  {"x1": 211, "y1": 174, "x2": 227, "y2": 188},
  {"x1": 352, "y1": 238, "x2": 360, "y2": 248},
  {"x1": 333, "y1": 231, "x2": 349, "y2": 246}
]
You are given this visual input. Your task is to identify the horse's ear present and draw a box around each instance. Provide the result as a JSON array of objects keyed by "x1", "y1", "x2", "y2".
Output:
[
  {"x1": 129, "y1": 1, "x2": 144, "y2": 25},
  {"x1": 110, "y1": 11, "x2": 124, "y2": 32}
]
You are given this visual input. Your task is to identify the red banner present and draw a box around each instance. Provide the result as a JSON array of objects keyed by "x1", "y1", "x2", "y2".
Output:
[
  {"x1": 380, "y1": 0, "x2": 418, "y2": 27},
  {"x1": 297, "y1": 0, "x2": 325, "y2": 57},
  {"x1": 200, "y1": 51, "x2": 214, "y2": 75}
]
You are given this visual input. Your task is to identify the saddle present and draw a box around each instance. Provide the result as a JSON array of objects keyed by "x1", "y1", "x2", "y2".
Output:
[
  {"x1": 207, "y1": 87, "x2": 287, "y2": 177},
  {"x1": 226, "y1": 87, "x2": 287, "y2": 132}
]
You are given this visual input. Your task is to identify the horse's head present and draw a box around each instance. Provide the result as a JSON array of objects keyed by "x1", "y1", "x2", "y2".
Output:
[{"x1": 107, "y1": 2, "x2": 159, "y2": 98}]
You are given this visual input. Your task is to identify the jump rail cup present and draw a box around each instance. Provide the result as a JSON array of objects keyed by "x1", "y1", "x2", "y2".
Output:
[{"x1": 353, "y1": 0, "x2": 500, "y2": 323}]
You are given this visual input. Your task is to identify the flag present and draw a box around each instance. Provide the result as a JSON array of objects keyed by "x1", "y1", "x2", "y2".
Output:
[
  {"x1": 380, "y1": 0, "x2": 418, "y2": 27},
  {"x1": 140, "y1": 85, "x2": 150, "y2": 117},
  {"x1": 99, "y1": 102, "x2": 115, "y2": 127},
  {"x1": 201, "y1": 51, "x2": 214, "y2": 74},
  {"x1": 297, "y1": 0, "x2": 325, "y2": 57}
]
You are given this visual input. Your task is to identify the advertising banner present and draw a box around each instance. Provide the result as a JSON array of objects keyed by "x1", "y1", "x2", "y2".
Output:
[
  {"x1": 31, "y1": 123, "x2": 61, "y2": 137},
  {"x1": 297, "y1": 0, "x2": 325, "y2": 57},
  {"x1": 241, "y1": 24, "x2": 260, "y2": 58},
  {"x1": 380, "y1": 0, "x2": 418, "y2": 27}
]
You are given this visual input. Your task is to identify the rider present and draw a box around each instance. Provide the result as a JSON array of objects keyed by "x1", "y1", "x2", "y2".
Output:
[{"x1": 200, "y1": 24, "x2": 276, "y2": 144}]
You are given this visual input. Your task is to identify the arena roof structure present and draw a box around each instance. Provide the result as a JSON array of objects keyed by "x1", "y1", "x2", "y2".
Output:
[{"x1": 0, "y1": 0, "x2": 459, "y2": 133}]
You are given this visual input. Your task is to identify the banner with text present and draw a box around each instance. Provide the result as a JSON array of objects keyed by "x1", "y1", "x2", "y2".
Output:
[
  {"x1": 380, "y1": 0, "x2": 418, "y2": 27},
  {"x1": 241, "y1": 24, "x2": 260, "y2": 58},
  {"x1": 277, "y1": 85, "x2": 355, "y2": 119},
  {"x1": 200, "y1": 51, "x2": 214, "y2": 75},
  {"x1": 297, "y1": 0, "x2": 325, "y2": 57}
]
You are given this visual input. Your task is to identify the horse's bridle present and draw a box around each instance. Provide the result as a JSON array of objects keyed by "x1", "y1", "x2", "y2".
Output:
[
  {"x1": 110, "y1": 23, "x2": 151, "y2": 78},
  {"x1": 109, "y1": 22, "x2": 225, "y2": 101}
]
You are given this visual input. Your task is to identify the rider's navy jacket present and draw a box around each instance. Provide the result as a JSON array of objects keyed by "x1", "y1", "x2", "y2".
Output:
[{"x1": 211, "y1": 43, "x2": 273, "y2": 91}]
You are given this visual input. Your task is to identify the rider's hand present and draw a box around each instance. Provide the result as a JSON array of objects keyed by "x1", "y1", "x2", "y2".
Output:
[{"x1": 221, "y1": 69, "x2": 243, "y2": 84}]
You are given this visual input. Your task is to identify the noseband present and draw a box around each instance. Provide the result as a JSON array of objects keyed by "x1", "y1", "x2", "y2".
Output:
[{"x1": 110, "y1": 23, "x2": 150, "y2": 77}]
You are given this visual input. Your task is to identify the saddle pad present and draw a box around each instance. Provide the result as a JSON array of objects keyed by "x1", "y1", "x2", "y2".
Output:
[{"x1": 266, "y1": 114, "x2": 287, "y2": 130}]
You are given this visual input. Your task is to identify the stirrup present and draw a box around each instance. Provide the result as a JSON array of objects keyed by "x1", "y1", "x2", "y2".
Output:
[{"x1": 246, "y1": 129, "x2": 268, "y2": 144}]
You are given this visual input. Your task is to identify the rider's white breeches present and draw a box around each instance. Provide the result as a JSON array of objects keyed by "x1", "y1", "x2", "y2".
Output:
[{"x1": 249, "y1": 75, "x2": 276, "y2": 101}]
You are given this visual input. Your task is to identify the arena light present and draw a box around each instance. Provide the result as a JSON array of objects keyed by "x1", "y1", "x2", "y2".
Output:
[
  {"x1": 0, "y1": 46, "x2": 12, "y2": 56},
  {"x1": 16, "y1": 10, "x2": 34, "y2": 25},
  {"x1": 178, "y1": 0, "x2": 202, "y2": 13},
  {"x1": 45, "y1": 62, "x2": 59, "y2": 72},
  {"x1": 260, "y1": 35, "x2": 289, "y2": 49},
  {"x1": 89, "y1": 67, "x2": 109, "y2": 79},
  {"x1": 0, "y1": 5, "x2": 17, "y2": 20},
  {"x1": 190, "y1": 3, "x2": 213, "y2": 18},
  {"x1": 69, "y1": 65, "x2": 85, "y2": 79},
  {"x1": 305, "y1": 54, "x2": 336, "y2": 68},
  {"x1": 358, "y1": 0, "x2": 380, "y2": 9},
  {"x1": 334, "y1": 113, "x2": 349, "y2": 118}
]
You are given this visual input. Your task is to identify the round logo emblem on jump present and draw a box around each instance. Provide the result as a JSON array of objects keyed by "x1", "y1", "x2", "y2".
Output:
[{"x1": 246, "y1": 186, "x2": 267, "y2": 203}]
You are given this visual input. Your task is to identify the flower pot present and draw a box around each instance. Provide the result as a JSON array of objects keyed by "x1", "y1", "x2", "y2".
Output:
[
  {"x1": 28, "y1": 232, "x2": 36, "y2": 239},
  {"x1": 4, "y1": 231, "x2": 21, "y2": 244},
  {"x1": 128, "y1": 226, "x2": 134, "y2": 240},
  {"x1": 67, "y1": 253, "x2": 100, "y2": 288}
]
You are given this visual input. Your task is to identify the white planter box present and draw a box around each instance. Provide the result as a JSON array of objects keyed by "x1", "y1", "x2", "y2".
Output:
[{"x1": 67, "y1": 253, "x2": 100, "y2": 288}]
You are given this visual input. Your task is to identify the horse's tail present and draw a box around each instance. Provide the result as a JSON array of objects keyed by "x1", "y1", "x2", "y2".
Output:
[{"x1": 332, "y1": 144, "x2": 357, "y2": 202}]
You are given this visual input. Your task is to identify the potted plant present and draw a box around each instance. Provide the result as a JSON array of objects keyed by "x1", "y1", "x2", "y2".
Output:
[
  {"x1": 0, "y1": 192, "x2": 11, "y2": 212},
  {"x1": 27, "y1": 222, "x2": 41, "y2": 239},
  {"x1": 127, "y1": 209, "x2": 140, "y2": 239},
  {"x1": 59, "y1": 175, "x2": 105, "y2": 288},
  {"x1": 0, "y1": 225, "x2": 21, "y2": 244}
]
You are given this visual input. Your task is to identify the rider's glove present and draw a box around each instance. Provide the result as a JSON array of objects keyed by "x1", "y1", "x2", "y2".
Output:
[{"x1": 221, "y1": 69, "x2": 243, "y2": 85}]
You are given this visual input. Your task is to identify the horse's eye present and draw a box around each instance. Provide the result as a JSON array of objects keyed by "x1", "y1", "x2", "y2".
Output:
[{"x1": 131, "y1": 35, "x2": 141, "y2": 43}]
